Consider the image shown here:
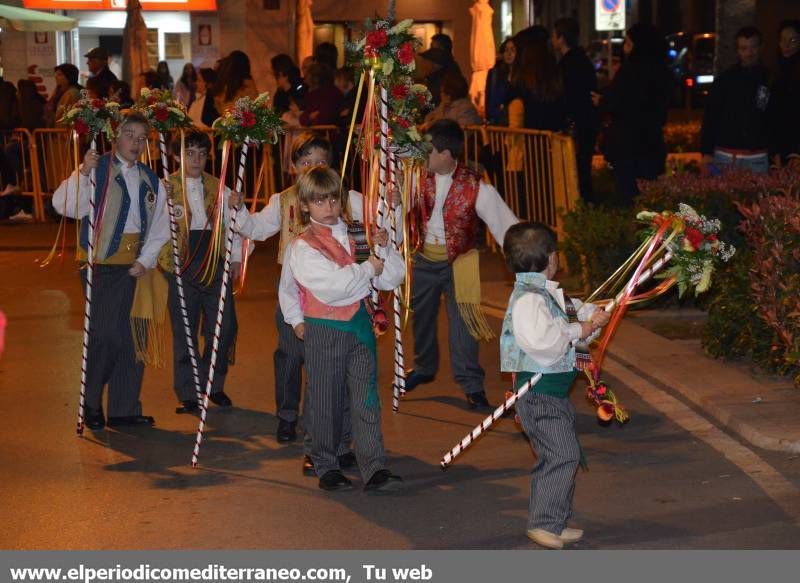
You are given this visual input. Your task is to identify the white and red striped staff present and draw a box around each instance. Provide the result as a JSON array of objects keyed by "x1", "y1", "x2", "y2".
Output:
[
  {"x1": 157, "y1": 133, "x2": 203, "y2": 402},
  {"x1": 191, "y1": 138, "x2": 249, "y2": 467},
  {"x1": 376, "y1": 85, "x2": 407, "y2": 413},
  {"x1": 76, "y1": 137, "x2": 97, "y2": 436},
  {"x1": 439, "y1": 247, "x2": 674, "y2": 468}
]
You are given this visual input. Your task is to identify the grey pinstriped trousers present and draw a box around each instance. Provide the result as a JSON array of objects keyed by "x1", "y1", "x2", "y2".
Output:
[
  {"x1": 515, "y1": 391, "x2": 581, "y2": 533},
  {"x1": 80, "y1": 264, "x2": 145, "y2": 417},
  {"x1": 303, "y1": 321, "x2": 387, "y2": 482}
]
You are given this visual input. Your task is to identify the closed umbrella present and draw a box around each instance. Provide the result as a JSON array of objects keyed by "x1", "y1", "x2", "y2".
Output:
[{"x1": 122, "y1": 0, "x2": 149, "y2": 96}]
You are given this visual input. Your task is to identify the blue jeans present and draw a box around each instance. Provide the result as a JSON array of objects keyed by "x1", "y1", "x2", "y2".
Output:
[{"x1": 712, "y1": 150, "x2": 769, "y2": 174}]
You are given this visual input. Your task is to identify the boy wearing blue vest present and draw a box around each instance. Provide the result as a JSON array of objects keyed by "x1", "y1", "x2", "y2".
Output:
[
  {"x1": 500, "y1": 222, "x2": 610, "y2": 549},
  {"x1": 53, "y1": 112, "x2": 170, "y2": 431}
]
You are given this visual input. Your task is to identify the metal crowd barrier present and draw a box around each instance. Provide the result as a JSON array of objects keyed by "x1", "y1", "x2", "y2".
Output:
[
  {"x1": 463, "y1": 125, "x2": 579, "y2": 250},
  {"x1": 8, "y1": 125, "x2": 577, "y2": 237}
]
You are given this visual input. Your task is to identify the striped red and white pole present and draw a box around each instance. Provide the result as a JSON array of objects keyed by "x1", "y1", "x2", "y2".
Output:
[
  {"x1": 386, "y1": 154, "x2": 406, "y2": 413},
  {"x1": 159, "y1": 134, "x2": 202, "y2": 402},
  {"x1": 76, "y1": 137, "x2": 98, "y2": 435},
  {"x1": 440, "y1": 373, "x2": 543, "y2": 469},
  {"x1": 191, "y1": 138, "x2": 249, "y2": 467}
]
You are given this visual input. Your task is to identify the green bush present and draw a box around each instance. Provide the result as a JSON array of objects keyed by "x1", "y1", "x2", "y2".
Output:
[{"x1": 560, "y1": 201, "x2": 639, "y2": 292}]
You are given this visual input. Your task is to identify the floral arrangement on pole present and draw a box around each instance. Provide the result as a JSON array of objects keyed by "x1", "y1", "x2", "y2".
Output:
[
  {"x1": 637, "y1": 203, "x2": 736, "y2": 296},
  {"x1": 346, "y1": 17, "x2": 434, "y2": 160},
  {"x1": 59, "y1": 90, "x2": 123, "y2": 142},
  {"x1": 134, "y1": 88, "x2": 190, "y2": 134},
  {"x1": 213, "y1": 92, "x2": 283, "y2": 146}
]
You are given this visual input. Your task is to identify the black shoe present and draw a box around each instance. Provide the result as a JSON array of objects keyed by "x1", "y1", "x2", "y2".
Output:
[
  {"x1": 466, "y1": 391, "x2": 493, "y2": 410},
  {"x1": 403, "y1": 370, "x2": 435, "y2": 393},
  {"x1": 276, "y1": 419, "x2": 297, "y2": 443},
  {"x1": 364, "y1": 469, "x2": 404, "y2": 494},
  {"x1": 302, "y1": 455, "x2": 315, "y2": 476},
  {"x1": 208, "y1": 391, "x2": 233, "y2": 407},
  {"x1": 318, "y1": 470, "x2": 354, "y2": 491},
  {"x1": 107, "y1": 415, "x2": 155, "y2": 427},
  {"x1": 338, "y1": 451, "x2": 358, "y2": 469},
  {"x1": 175, "y1": 400, "x2": 200, "y2": 414},
  {"x1": 84, "y1": 407, "x2": 105, "y2": 431}
]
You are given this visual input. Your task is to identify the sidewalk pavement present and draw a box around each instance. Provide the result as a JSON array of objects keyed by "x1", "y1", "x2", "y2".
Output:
[{"x1": 481, "y1": 280, "x2": 800, "y2": 455}]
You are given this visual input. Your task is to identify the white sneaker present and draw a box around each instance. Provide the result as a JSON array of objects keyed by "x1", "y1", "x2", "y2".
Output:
[
  {"x1": 526, "y1": 528, "x2": 564, "y2": 550},
  {"x1": 559, "y1": 527, "x2": 583, "y2": 544},
  {"x1": 8, "y1": 210, "x2": 33, "y2": 222}
]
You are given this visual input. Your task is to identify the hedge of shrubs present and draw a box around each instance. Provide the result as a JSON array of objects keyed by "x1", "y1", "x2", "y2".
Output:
[{"x1": 562, "y1": 168, "x2": 800, "y2": 383}]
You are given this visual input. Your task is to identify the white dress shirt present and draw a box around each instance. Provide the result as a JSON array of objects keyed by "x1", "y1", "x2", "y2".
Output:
[
  {"x1": 511, "y1": 278, "x2": 599, "y2": 367},
  {"x1": 424, "y1": 168, "x2": 519, "y2": 247},
  {"x1": 279, "y1": 217, "x2": 405, "y2": 327},
  {"x1": 52, "y1": 155, "x2": 169, "y2": 269},
  {"x1": 184, "y1": 175, "x2": 243, "y2": 263}
]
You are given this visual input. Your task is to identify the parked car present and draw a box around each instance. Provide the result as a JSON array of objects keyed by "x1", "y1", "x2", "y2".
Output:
[{"x1": 667, "y1": 32, "x2": 716, "y2": 108}]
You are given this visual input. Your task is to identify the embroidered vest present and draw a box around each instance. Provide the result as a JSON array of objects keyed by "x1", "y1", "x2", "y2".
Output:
[
  {"x1": 500, "y1": 272, "x2": 577, "y2": 374},
  {"x1": 79, "y1": 153, "x2": 159, "y2": 264},
  {"x1": 157, "y1": 172, "x2": 223, "y2": 273},
  {"x1": 421, "y1": 164, "x2": 481, "y2": 263},
  {"x1": 297, "y1": 223, "x2": 361, "y2": 321},
  {"x1": 278, "y1": 185, "x2": 303, "y2": 264},
  {"x1": 347, "y1": 220, "x2": 370, "y2": 263}
]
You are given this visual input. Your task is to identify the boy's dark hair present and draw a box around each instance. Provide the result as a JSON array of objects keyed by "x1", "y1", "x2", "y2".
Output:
[
  {"x1": 290, "y1": 132, "x2": 332, "y2": 165},
  {"x1": 296, "y1": 166, "x2": 342, "y2": 225},
  {"x1": 736, "y1": 26, "x2": 762, "y2": 43},
  {"x1": 503, "y1": 222, "x2": 557, "y2": 273},
  {"x1": 429, "y1": 119, "x2": 464, "y2": 159},
  {"x1": 553, "y1": 17, "x2": 579, "y2": 50},
  {"x1": 314, "y1": 42, "x2": 339, "y2": 71},
  {"x1": 185, "y1": 129, "x2": 211, "y2": 152},
  {"x1": 54, "y1": 63, "x2": 80, "y2": 86},
  {"x1": 431, "y1": 33, "x2": 454, "y2": 55}
]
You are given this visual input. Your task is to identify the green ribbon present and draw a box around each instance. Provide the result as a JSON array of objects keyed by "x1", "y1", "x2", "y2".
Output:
[{"x1": 306, "y1": 303, "x2": 380, "y2": 409}]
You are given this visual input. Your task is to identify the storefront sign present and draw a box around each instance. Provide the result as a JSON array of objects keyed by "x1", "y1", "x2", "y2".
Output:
[
  {"x1": 26, "y1": 31, "x2": 57, "y2": 98},
  {"x1": 23, "y1": 0, "x2": 217, "y2": 10}
]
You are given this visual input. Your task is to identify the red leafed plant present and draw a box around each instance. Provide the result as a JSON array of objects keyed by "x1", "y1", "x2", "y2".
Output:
[{"x1": 736, "y1": 189, "x2": 800, "y2": 384}]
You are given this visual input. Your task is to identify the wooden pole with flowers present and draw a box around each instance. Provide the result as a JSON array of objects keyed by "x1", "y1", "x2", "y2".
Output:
[
  {"x1": 58, "y1": 92, "x2": 123, "y2": 435},
  {"x1": 440, "y1": 203, "x2": 736, "y2": 468},
  {"x1": 191, "y1": 93, "x2": 282, "y2": 467},
  {"x1": 133, "y1": 88, "x2": 202, "y2": 402},
  {"x1": 347, "y1": 16, "x2": 434, "y2": 412}
]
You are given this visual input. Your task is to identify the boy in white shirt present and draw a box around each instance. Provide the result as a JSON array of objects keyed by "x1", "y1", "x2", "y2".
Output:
[
  {"x1": 280, "y1": 166, "x2": 405, "y2": 493},
  {"x1": 405, "y1": 119, "x2": 518, "y2": 409},
  {"x1": 52, "y1": 112, "x2": 171, "y2": 430},
  {"x1": 157, "y1": 130, "x2": 244, "y2": 413},
  {"x1": 500, "y1": 222, "x2": 610, "y2": 549}
]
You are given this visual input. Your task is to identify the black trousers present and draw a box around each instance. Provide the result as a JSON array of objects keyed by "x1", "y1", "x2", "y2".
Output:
[
  {"x1": 411, "y1": 254, "x2": 485, "y2": 395},
  {"x1": 80, "y1": 264, "x2": 145, "y2": 416},
  {"x1": 167, "y1": 232, "x2": 238, "y2": 401}
]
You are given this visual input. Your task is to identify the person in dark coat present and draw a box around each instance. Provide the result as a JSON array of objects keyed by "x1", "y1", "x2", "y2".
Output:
[
  {"x1": 768, "y1": 20, "x2": 800, "y2": 166},
  {"x1": 595, "y1": 24, "x2": 673, "y2": 205},
  {"x1": 484, "y1": 38, "x2": 515, "y2": 124},
  {"x1": 552, "y1": 17, "x2": 600, "y2": 202},
  {"x1": 84, "y1": 47, "x2": 118, "y2": 100},
  {"x1": 701, "y1": 26, "x2": 770, "y2": 174}
]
